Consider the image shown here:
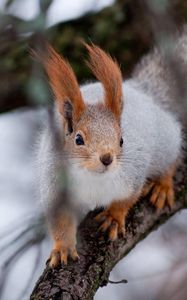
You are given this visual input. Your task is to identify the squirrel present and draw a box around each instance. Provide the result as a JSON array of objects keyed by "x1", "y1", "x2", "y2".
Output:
[{"x1": 35, "y1": 28, "x2": 187, "y2": 268}]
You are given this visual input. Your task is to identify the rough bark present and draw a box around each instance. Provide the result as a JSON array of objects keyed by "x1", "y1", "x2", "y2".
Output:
[{"x1": 30, "y1": 159, "x2": 187, "y2": 300}]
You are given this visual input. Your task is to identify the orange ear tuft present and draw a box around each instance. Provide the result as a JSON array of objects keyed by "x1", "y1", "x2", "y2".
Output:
[
  {"x1": 84, "y1": 43, "x2": 123, "y2": 121},
  {"x1": 32, "y1": 43, "x2": 85, "y2": 124}
]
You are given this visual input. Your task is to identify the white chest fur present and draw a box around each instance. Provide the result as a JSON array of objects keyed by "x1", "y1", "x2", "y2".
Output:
[{"x1": 68, "y1": 164, "x2": 133, "y2": 214}]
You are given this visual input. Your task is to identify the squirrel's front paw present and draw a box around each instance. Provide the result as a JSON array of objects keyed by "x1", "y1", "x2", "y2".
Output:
[
  {"x1": 142, "y1": 179, "x2": 174, "y2": 209},
  {"x1": 48, "y1": 241, "x2": 78, "y2": 268},
  {"x1": 95, "y1": 208, "x2": 126, "y2": 241}
]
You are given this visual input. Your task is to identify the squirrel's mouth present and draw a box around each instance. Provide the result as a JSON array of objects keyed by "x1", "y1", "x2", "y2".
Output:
[
  {"x1": 76, "y1": 155, "x2": 118, "y2": 173},
  {"x1": 94, "y1": 168, "x2": 109, "y2": 174},
  {"x1": 86, "y1": 163, "x2": 117, "y2": 174}
]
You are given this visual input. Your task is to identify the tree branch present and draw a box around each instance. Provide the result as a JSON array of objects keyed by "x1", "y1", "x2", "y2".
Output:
[{"x1": 30, "y1": 159, "x2": 187, "y2": 300}]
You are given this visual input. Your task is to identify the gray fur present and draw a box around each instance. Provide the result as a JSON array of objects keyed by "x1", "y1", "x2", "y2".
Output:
[
  {"x1": 132, "y1": 26, "x2": 187, "y2": 125},
  {"x1": 37, "y1": 28, "x2": 187, "y2": 221}
]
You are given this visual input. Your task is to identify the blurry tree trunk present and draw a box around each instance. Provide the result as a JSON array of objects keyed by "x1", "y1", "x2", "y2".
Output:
[{"x1": 30, "y1": 160, "x2": 187, "y2": 300}]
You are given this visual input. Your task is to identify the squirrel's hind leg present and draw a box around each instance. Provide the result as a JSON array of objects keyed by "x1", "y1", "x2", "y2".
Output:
[
  {"x1": 142, "y1": 164, "x2": 176, "y2": 210},
  {"x1": 95, "y1": 193, "x2": 140, "y2": 241},
  {"x1": 47, "y1": 211, "x2": 78, "y2": 268}
]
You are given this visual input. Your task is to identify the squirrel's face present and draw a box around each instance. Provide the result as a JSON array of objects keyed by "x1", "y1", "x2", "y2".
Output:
[
  {"x1": 64, "y1": 105, "x2": 123, "y2": 173},
  {"x1": 38, "y1": 41, "x2": 124, "y2": 173}
]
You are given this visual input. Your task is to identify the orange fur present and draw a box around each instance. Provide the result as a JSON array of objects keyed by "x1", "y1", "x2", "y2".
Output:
[
  {"x1": 142, "y1": 164, "x2": 176, "y2": 209},
  {"x1": 96, "y1": 163, "x2": 177, "y2": 241},
  {"x1": 84, "y1": 43, "x2": 123, "y2": 122},
  {"x1": 95, "y1": 193, "x2": 140, "y2": 241},
  {"x1": 33, "y1": 43, "x2": 86, "y2": 122},
  {"x1": 49, "y1": 213, "x2": 78, "y2": 268}
]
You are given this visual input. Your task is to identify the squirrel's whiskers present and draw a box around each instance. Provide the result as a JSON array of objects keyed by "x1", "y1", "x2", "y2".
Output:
[{"x1": 35, "y1": 31, "x2": 185, "y2": 267}]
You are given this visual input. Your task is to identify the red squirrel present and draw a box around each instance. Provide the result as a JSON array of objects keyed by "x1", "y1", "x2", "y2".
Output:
[{"x1": 35, "y1": 30, "x2": 187, "y2": 267}]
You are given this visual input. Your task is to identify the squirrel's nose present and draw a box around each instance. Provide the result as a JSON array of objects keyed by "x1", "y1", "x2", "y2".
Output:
[{"x1": 100, "y1": 153, "x2": 113, "y2": 166}]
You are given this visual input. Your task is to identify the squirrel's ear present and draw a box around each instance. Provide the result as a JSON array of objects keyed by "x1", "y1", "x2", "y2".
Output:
[
  {"x1": 32, "y1": 43, "x2": 85, "y2": 132},
  {"x1": 85, "y1": 43, "x2": 123, "y2": 122}
]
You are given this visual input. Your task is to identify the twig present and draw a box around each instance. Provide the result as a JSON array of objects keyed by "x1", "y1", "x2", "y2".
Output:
[{"x1": 109, "y1": 279, "x2": 128, "y2": 284}]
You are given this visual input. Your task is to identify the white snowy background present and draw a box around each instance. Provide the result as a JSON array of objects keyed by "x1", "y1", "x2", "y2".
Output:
[{"x1": 0, "y1": 1, "x2": 187, "y2": 300}]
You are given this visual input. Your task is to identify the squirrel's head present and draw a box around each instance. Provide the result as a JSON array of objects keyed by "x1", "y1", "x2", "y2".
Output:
[{"x1": 37, "y1": 43, "x2": 123, "y2": 173}]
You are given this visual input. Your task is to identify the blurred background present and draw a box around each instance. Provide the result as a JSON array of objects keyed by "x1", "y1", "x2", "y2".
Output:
[{"x1": 0, "y1": 0, "x2": 187, "y2": 299}]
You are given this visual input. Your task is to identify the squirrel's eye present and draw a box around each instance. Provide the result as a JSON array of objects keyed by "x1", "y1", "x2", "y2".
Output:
[
  {"x1": 75, "y1": 134, "x2": 84, "y2": 146},
  {"x1": 120, "y1": 137, "x2": 123, "y2": 147}
]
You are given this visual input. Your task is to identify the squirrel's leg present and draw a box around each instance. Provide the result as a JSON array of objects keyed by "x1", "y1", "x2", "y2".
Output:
[
  {"x1": 48, "y1": 209, "x2": 78, "y2": 268},
  {"x1": 142, "y1": 164, "x2": 176, "y2": 209},
  {"x1": 95, "y1": 193, "x2": 140, "y2": 241}
]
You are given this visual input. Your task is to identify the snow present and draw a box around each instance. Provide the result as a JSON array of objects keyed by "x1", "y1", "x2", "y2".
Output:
[
  {"x1": 0, "y1": 109, "x2": 48, "y2": 299},
  {"x1": 0, "y1": 0, "x2": 115, "y2": 26}
]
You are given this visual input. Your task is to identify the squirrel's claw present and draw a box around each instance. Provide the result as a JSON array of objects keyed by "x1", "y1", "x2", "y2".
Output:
[
  {"x1": 141, "y1": 182, "x2": 155, "y2": 198},
  {"x1": 95, "y1": 209, "x2": 126, "y2": 241},
  {"x1": 108, "y1": 220, "x2": 118, "y2": 241},
  {"x1": 150, "y1": 183, "x2": 174, "y2": 209},
  {"x1": 48, "y1": 245, "x2": 78, "y2": 268},
  {"x1": 143, "y1": 177, "x2": 175, "y2": 210},
  {"x1": 70, "y1": 248, "x2": 79, "y2": 262},
  {"x1": 48, "y1": 249, "x2": 61, "y2": 268}
]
